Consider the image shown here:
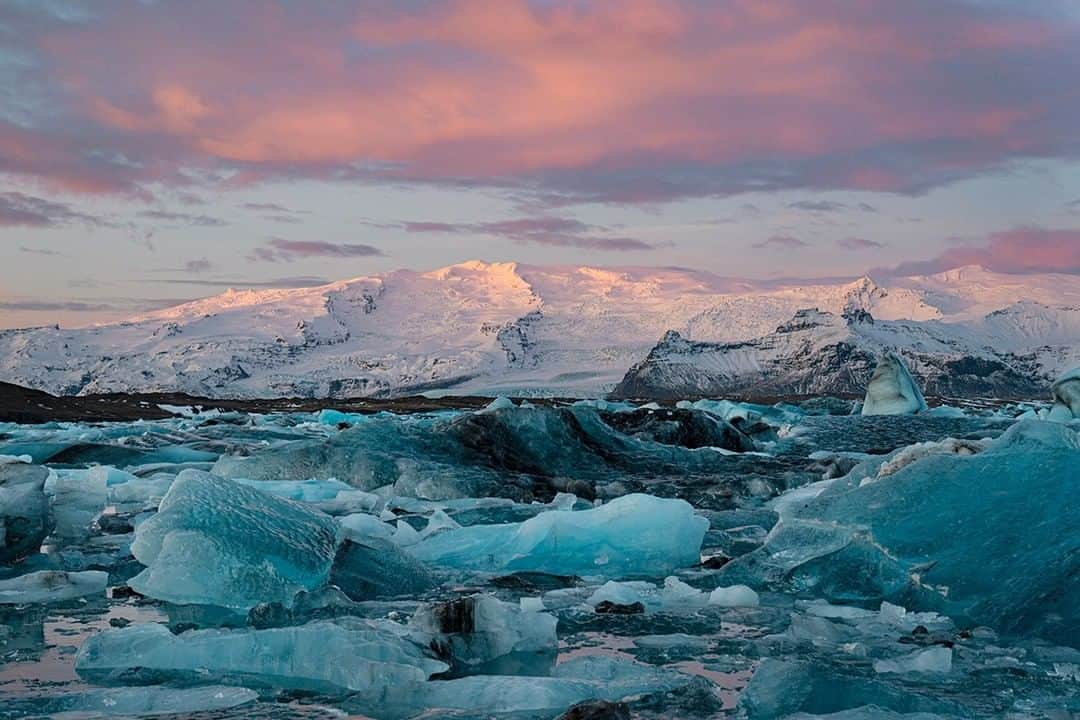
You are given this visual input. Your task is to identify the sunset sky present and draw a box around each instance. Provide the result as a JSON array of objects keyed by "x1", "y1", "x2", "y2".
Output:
[{"x1": 2, "y1": 0, "x2": 1080, "y2": 328}]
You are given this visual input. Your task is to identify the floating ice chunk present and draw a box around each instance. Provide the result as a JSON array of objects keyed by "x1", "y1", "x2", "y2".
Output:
[
  {"x1": 0, "y1": 570, "x2": 107, "y2": 604},
  {"x1": 43, "y1": 685, "x2": 258, "y2": 717},
  {"x1": 330, "y1": 537, "x2": 437, "y2": 600},
  {"x1": 339, "y1": 512, "x2": 395, "y2": 542},
  {"x1": 739, "y1": 658, "x2": 961, "y2": 719},
  {"x1": 0, "y1": 454, "x2": 32, "y2": 464},
  {"x1": 75, "y1": 619, "x2": 446, "y2": 694},
  {"x1": 730, "y1": 419, "x2": 1079, "y2": 641},
  {"x1": 49, "y1": 468, "x2": 108, "y2": 540},
  {"x1": 408, "y1": 594, "x2": 557, "y2": 671},
  {"x1": 873, "y1": 646, "x2": 953, "y2": 674},
  {"x1": 0, "y1": 463, "x2": 51, "y2": 563},
  {"x1": 861, "y1": 352, "x2": 927, "y2": 416},
  {"x1": 586, "y1": 581, "x2": 651, "y2": 608},
  {"x1": 107, "y1": 473, "x2": 174, "y2": 509},
  {"x1": 410, "y1": 493, "x2": 708, "y2": 577},
  {"x1": 660, "y1": 577, "x2": 709, "y2": 607},
  {"x1": 392, "y1": 520, "x2": 422, "y2": 546},
  {"x1": 419, "y1": 509, "x2": 460, "y2": 539},
  {"x1": 708, "y1": 584, "x2": 760, "y2": 607},
  {"x1": 1048, "y1": 365, "x2": 1080, "y2": 421},
  {"x1": 870, "y1": 437, "x2": 988, "y2": 482},
  {"x1": 348, "y1": 655, "x2": 690, "y2": 719},
  {"x1": 129, "y1": 470, "x2": 340, "y2": 610},
  {"x1": 233, "y1": 477, "x2": 355, "y2": 502},
  {"x1": 479, "y1": 396, "x2": 516, "y2": 413},
  {"x1": 520, "y1": 596, "x2": 545, "y2": 612}
]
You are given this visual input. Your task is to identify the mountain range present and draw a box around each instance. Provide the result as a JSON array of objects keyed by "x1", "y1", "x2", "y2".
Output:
[{"x1": 2, "y1": 261, "x2": 1077, "y2": 400}]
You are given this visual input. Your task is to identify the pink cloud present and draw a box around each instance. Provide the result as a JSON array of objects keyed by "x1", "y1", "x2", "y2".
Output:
[
  {"x1": 885, "y1": 227, "x2": 1080, "y2": 275},
  {"x1": 3, "y1": 1, "x2": 1079, "y2": 203}
]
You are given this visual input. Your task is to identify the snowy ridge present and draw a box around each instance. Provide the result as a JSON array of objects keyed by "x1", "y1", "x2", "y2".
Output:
[{"x1": 1, "y1": 261, "x2": 1078, "y2": 399}]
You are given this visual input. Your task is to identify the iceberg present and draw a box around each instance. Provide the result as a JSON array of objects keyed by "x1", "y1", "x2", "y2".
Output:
[
  {"x1": 410, "y1": 493, "x2": 708, "y2": 577},
  {"x1": 75, "y1": 619, "x2": 447, "y2": 694},
  {"x1": 1048, "y1": 365, "x2": 1080, "y2": 421},
  {"x1": 723, "y1": 420, "x2": 1080, "y2": 641},
  {"x1": 739, "y1": 658, "x2": 965, "y2": 719},
  {"x1": 408, "y1": 594, "x2": 558, "y2": 672},
  {"x1": 330, "y1": 537, "x2": 437, "y2": 600},
  {"x1": 861, "y1": 352, "x2": 927, "y2": 416},
  {"x1": 873, "y1": 646, "x2": 952, "y2": 675},
  {"x1": 0, "y1": 570, "x2": 107, "y2": 604},
  {"x1": 128, "y1": 470, "x2": 340, "y2": 610},
  {"x1": 0, "y1": 463, "x2": 51, "y2": 563},
  {"x1": 19, "y1": 685, "x2": 258, "y2": 717},
  {"x1": 708, "y1": 584, "x2": 760, "y2": 607},
  {"x1": 346, "y1": 655, "x2": 692, "y2": 719}
]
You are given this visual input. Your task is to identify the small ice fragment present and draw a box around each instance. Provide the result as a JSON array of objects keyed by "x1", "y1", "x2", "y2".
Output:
[
  {"x1": 76, "y1": 620, "x2": 446, "y2": 693},
  {"x1": 520, "y1": 596, "x2": 545, "y2": 612},
  {"x1": 0, "y1": 570, "x2": 108, "y2": 604},
  {"x1": 873, "y1": 646, "x2": 953, "y2": 674},
  {"x1": 408, "y1": 594, "x2": 557, "y2": 669},
  {"x1": 709, "y1": 584, "x2": 760, "y2": 607}
]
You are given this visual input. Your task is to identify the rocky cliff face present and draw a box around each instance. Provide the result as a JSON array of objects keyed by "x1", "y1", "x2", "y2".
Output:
[{"x1": 613, "y1": 308, "x2": 1060, "y2": 400}]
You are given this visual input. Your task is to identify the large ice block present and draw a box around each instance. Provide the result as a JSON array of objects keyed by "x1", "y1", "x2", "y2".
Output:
[
  {"x1": 128, "y1": 470, "x2": 340, "y2": 610},
  {"x1": 723, "y1": 420, "x2": 1080, "y2": 641},
  {"x1": 410, "y1": 493, "x2": 708, "y2": 577},
  {"x1": 0, "y1": 570, "x2": 107, "y2": 604},
  {"x1": 75, "y1": 619, "x2": 447, "y2": 694},
  {"x1": 408, "y1": 594, "x2": 558, "y2": 671},
  {"x1": 0, "y1": 463, "x2": 51, "y2": 563},
  {"x1": 861, "y1": 352, "x2": 927, "y2": 416}
]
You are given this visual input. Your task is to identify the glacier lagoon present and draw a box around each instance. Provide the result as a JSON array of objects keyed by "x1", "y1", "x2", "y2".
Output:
[{"x1": 0, "y1": 397, "x2": 1077, "y2": 719}]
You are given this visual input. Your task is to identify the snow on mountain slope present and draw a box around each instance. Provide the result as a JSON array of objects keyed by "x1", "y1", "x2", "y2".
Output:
[
  {"x1": 1, "y1": 261, "x2": 1078, "y2": 399},
  {"x1": 614, "y1": 303, "x2": 1080, "y2": 400}
]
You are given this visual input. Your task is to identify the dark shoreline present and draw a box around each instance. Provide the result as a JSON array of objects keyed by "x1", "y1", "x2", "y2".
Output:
[{"x1": 0, "y1": 380, "x2": 1029, "y2": 425}]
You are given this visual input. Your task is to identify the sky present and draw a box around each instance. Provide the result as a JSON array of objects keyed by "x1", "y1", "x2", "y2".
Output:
[{"x1": 2, "y1": 0, "x2": 1080, "y2": 328}]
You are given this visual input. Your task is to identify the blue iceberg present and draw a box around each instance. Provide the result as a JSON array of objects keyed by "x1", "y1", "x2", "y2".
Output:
[
  {"x1": 410, "y1": 493, "x2": 708, "y2": 577},
  {"x1": 128, "y1": 469, "x2": 340, "y2": 610}
]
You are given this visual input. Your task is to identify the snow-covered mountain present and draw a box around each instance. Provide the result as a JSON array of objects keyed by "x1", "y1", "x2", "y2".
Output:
[{"x1": 1, "y1": 261, "x2": 1078, "y2": 399}]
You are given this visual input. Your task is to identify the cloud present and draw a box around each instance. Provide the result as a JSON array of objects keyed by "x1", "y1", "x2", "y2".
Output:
[
  {"x1": 753, "y1": 235, "x2": 808, "y2": 249},
  {"x1": 0, "y1": 300, "x2": 117, "y2": 312},
  {"x1": 249, "y1": 238, "x2": 385, "y2": 262},
  {"x1": 154, "y1": 275, "x2": 330, "y2": 288},
  {"x1": 137, "y1": 209, "x2": 228, "y2": 227},
  {"x1": 788, "y1": 200, "x2": 847, "y2": 213},
  {"x1": 402, "y1": 216, "x2": 659, "y2": 250},
  {"x1": 0, "y1": 192, "x2": 101, "y2": 227},
  {"x1": 1, "y1": 1, "x2": 1078, "y2": 204},
  {"x1": 240, "y1": 201, "x2": 308, "y2": 224},
  {"x1": 882, "y1": 226, "x2": 1080, "y2": 275},
  {"x1": 838, "y1": 236, "x2": 885, "y2": 250},
  {"x1": 19, "y1": 245, "x2": 64, "y2": 256}
]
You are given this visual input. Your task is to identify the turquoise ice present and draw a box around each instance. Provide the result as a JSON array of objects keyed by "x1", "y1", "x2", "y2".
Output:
[
  {"x1": 128, "y1": 470, "x2": 340, "y2": 610},
  {"x1": 410, "y1": 493, "x2": 708, "y2": 577}
]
